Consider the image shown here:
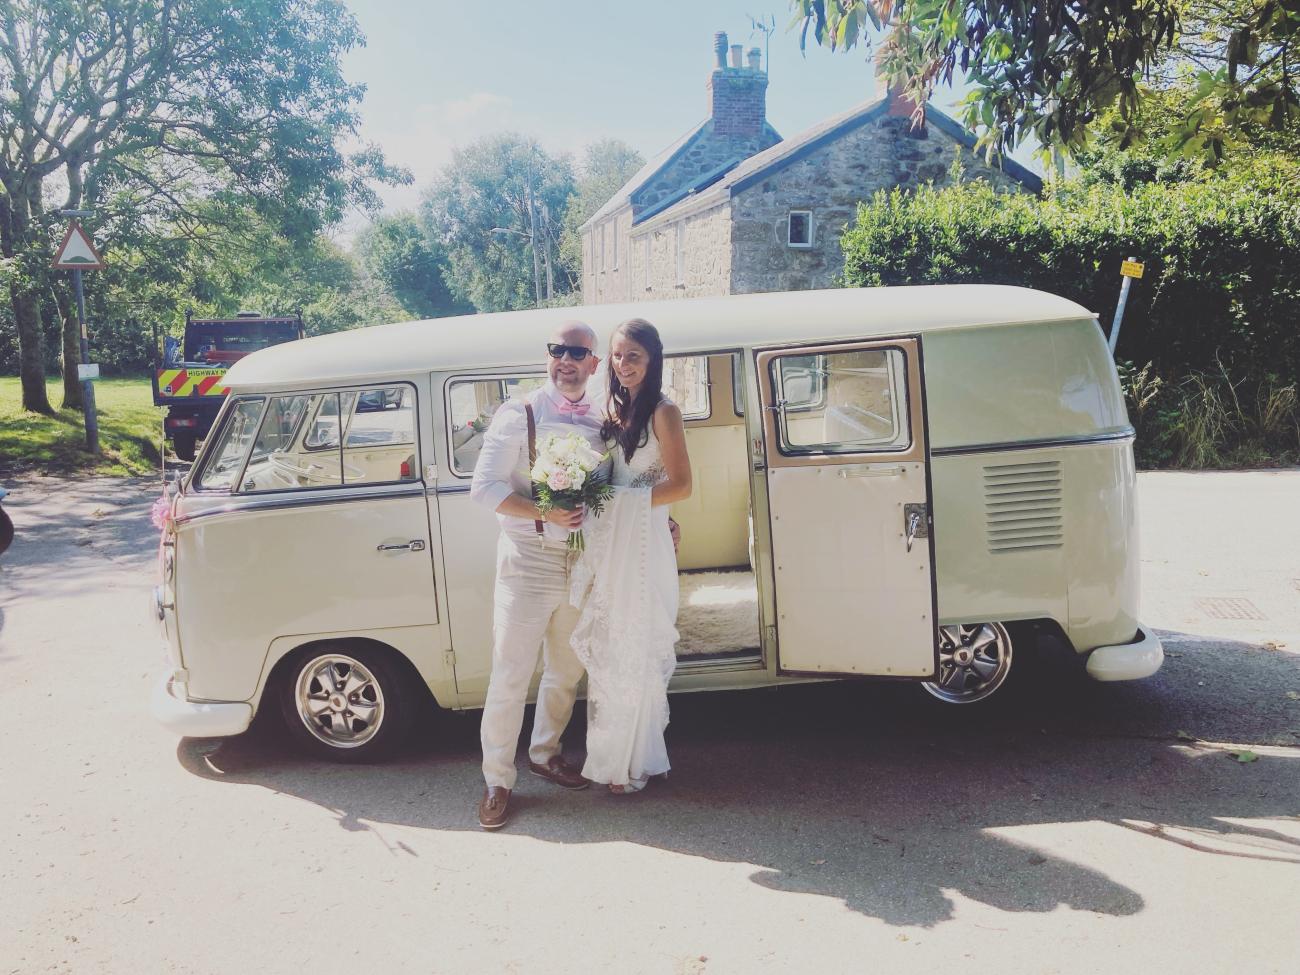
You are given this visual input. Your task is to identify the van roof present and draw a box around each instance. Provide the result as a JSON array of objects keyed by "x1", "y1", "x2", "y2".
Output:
[{"x1": 223, "y1": 285, "x2": 1096, "y2": 391}]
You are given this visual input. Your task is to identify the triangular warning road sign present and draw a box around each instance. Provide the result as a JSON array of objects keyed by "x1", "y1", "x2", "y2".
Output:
[{"x1": 52, "y1": 221, "x2": 104, "y2": 269}]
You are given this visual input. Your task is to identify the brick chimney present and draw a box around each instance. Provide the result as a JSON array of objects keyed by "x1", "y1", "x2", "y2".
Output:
[{"x1": 707, "y1": 31, "x2": 767, "y2": 138}]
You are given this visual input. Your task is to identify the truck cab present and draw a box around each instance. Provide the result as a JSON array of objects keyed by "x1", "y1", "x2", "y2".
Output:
[{"x1": 153, "y1": 311, "x2": 304, "y2": 460}]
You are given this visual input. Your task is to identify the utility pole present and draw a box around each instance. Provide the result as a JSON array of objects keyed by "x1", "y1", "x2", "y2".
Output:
[{"x1": 526, "y1": 155, "x2": 543, "y2": 306}]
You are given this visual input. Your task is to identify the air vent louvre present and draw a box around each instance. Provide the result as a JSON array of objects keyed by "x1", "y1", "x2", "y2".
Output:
[{"x1": 984, "y1": 461, "x2": 1063, "y2": 553}]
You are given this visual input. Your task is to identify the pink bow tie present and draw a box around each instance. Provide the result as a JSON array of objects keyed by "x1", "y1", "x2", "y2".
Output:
[{"x1": 558, "y1": 399, "x2": 590, "y2": 416}]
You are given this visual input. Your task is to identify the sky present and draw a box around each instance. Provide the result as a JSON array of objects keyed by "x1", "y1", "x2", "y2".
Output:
[{"x1": 341, "y1": 0, "x2": 1038, "y2": 227}]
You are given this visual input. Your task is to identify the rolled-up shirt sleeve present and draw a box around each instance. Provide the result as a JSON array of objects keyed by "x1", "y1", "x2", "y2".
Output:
[{"x1": 469, "y1": 402, "x2": 526, "y2": 513}]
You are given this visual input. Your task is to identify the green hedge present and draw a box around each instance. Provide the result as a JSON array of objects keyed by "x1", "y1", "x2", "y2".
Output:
[{"x1": 840, "y1": 169, "x2": 1300, "y2": 381}]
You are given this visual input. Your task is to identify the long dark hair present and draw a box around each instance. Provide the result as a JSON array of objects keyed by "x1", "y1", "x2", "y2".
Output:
[{"x1": 601, "y1": 318, "x2": 664, "y2": 463}]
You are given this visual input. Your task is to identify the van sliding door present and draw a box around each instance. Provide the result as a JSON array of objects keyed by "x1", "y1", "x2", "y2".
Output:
[{"x1": 756, "y1": 337, "x2": 938, "y2": 678}]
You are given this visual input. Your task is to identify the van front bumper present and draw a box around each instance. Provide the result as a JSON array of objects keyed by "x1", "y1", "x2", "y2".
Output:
[
  {"x1": 152, "y1": 670, "x2": 253, "y2": 738},
  {"x1": 1084, "y1": 624, "x2": 1164, "y2": 682}
]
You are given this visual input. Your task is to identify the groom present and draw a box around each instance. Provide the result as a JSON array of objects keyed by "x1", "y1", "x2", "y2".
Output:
[{"x1": 469, "y1": 320, "x2": 605, "y2": 830}]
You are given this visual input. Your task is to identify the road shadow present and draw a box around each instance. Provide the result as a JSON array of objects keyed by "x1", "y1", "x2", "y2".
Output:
[{"x1": 178, "y1": 639, "x2": 1300, "y2": 929}]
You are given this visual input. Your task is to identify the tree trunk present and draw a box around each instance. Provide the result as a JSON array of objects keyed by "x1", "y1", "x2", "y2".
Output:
[
  {"x1": 1, "y1": 183, "x2": 54, "y2": 414},
  {"x1": 55, "y1": 285, "x2": 82, "y2": 410}
]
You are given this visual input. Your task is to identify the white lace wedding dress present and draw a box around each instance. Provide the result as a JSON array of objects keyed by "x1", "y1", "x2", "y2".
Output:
[{"x1": 568, "y1": 415, "x2": 679, "y2": 788}]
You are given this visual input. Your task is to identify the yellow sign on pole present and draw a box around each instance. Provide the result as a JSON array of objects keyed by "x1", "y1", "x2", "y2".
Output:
[{"x1": 1120, "y1": 260, "x2": 1145, "y2": 279}]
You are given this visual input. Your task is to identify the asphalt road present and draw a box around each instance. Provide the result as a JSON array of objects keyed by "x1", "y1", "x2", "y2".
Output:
[{"x1": 1, "y1": 471, "x2": 1298, "y2": 975}]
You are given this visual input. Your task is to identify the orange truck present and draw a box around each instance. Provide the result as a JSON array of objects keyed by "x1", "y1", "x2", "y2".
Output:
[{"x1": 152, "y1": 312, "x2": 304, "y2": 460}]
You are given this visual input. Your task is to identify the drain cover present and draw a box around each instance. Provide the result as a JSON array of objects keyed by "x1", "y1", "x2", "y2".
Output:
[{"x1": 1195, "y1": 596, "x2": 1267, "y2": 621}]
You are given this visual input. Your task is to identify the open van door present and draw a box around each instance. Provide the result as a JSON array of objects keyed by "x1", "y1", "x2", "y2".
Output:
[{"x1": 756, "y1": 338, "x2": 937, "y2": 678}]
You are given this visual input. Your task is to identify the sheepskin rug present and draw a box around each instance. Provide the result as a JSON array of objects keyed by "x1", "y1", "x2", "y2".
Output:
[{"x1": 676, "y1": 569, "x2": 761, "y2": 657}]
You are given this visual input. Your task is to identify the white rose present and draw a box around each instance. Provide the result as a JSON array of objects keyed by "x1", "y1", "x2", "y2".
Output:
[{"x1": 567, "y1": 466, "x2": 586, "y2": 489}]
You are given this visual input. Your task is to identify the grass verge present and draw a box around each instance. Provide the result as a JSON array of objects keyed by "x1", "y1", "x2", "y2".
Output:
[{"x1": 0, "y1": 376, "x2": 163, "y2": 477}]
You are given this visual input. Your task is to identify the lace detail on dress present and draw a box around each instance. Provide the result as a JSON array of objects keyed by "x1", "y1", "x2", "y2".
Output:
[{"x1": 567, "y1": 397, "x2": 678, "y2": 786}]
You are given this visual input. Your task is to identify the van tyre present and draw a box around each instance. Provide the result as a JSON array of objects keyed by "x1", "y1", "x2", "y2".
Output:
[
  {"x1": 279, "y1": 645, "x2": 414, "y2": 762},
  {"x1": 172, "y1": 432, "x2": 197, "y2": 462},
  {"x1": 920, "y1": 622, "x2": 1014, "y2": 705}
]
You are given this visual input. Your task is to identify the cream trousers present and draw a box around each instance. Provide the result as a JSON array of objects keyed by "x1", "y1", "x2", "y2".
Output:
[{"x1": 481, "y1": 532, "x2": 586, "y2": 789}]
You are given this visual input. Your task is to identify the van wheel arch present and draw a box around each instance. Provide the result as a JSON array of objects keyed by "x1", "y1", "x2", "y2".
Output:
[
  {"x1": 919, "y1": 618, "x2": 1077, "y2": 706},
  {"x1": 269, "y1": 638, "x2": 434, "y2": 762}
]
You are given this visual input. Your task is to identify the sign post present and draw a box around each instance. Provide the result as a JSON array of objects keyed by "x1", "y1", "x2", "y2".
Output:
[
  {"x1": 52, "y1": 215, "x2": 105, "y2": 453},
  {"x1": 1109, "y1": 257, "x2": 1144, "y2": 355}
]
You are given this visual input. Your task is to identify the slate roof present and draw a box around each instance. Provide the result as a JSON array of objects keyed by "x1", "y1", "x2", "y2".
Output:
[{"x1": 632, "y1": 94, "x2": 1042, "y2": 227}]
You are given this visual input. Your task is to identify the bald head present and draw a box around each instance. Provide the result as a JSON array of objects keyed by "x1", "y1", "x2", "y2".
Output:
[
  {"x1": 551, "y1": 320, "x2": 598, "y2": 351},
  {"x1": 547, "y1": 319, "x2": 600, "y2": 400}
]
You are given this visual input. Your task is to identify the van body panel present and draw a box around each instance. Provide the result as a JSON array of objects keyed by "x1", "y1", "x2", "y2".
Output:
[
  {"x1": 930, "y1": 449, "x2": 1069, "y2": 629},
  {"x1": 922, "y1": 319, "x2": 1129, "y2": 450},
  {"x1": 1062, "y1": 440, "x2": 1141, "y2": 650},
  {"x1": 175, "y1": 493, "x2": 438, "y2": 701}
]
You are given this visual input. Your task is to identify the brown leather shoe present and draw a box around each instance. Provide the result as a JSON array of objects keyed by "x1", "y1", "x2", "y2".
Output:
[
  {"x1": 528, "y1": 755, "x2": 589, "y2": 790},
  {"x1": 478, "y1": 786, "x2": 511, "y2": 830}
]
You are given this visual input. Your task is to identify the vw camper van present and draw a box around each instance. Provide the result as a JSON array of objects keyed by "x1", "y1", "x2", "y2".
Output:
[{"x1": 151, "y1": 286, "x2": 1163, "y2": 759}]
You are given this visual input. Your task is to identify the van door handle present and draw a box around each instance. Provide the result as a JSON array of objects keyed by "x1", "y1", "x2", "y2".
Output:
[
  {"x1": 377, "y1": 539, "x2": 426, "y2": 553},
  {"x1": 838, "y1": 465, "x2": 905, "y2": 478}
]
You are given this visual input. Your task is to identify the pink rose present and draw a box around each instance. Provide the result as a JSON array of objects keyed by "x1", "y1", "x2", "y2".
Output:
[{"x1": 547, "y1": 470, "x2": 571, "y2": 491}]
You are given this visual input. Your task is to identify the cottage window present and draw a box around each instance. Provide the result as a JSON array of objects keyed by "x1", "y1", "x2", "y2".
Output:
[{"x1": 788, "y1": 210, "x2": 812, "y2": 248}]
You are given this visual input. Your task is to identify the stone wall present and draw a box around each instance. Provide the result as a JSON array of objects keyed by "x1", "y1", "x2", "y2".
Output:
[
  {"x1": 618, "y1": 202, "x2": 731, "y2": 304},
  {"x1": 729, "y1": 115, "x2": 1027, "y2": 295},
  {"x1": 583, "y1": 207, "x2": 636, "y2": 305}
]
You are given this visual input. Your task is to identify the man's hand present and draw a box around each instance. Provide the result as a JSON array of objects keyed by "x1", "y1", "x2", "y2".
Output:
[
  {"x1": 545, "y1": 505, "x2": 584, "y2": 530},
  {"x1": 668, "y1": 517, "x2": 681, "y2": 552}
]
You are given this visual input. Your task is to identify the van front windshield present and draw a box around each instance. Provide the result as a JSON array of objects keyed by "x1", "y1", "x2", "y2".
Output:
[{"x1": 196, "y1": 398, "x2": 264, "y2": 491}]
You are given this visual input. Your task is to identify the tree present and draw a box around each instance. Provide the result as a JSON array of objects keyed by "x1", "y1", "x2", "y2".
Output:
[
  {"x1": 356, "y1": 213, "x2": 470, "y2": 321},
  {"x1": 559, "y1": 139, "x2": 645, "y2": 285},
  {"x1": 0, "y1": 0, "x2": 401, "y2": 413},
  {"x1": 789, "y1": 1, "x2": 1299, "y2": 163},
  {"x1": 420, "y1": 135, "x2": 575, "y2": 313}
]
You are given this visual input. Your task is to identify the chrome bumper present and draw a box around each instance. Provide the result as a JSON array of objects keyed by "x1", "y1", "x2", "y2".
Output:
[
  {"x1": 151, "y1": 670, "x2": 253, "y2": 738},
  {"x1": 1085, "y1": 624, "x2": 1164, "y2": 682}
]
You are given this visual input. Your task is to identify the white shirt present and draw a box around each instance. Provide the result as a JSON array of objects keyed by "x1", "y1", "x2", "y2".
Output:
[{"x1": 470, "y1": 381, "x2": 608, "y2": 541}]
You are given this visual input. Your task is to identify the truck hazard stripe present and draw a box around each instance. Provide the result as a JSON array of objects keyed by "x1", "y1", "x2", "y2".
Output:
[{"x1": 195, "y1": 375, "x2": 222, "y2": 395}]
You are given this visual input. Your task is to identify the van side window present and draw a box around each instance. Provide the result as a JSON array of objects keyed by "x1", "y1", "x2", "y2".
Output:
[
  {"x1": 196, "y1": 398, "x2": 265, "y2": 491},
  {"x1": 773, "y1": 348, "x2": 911, "y2": 454},
  {"x1": 447, "y1": 376, "x2": 546, "y2": 476},
  {"x1": 662, "y1": 355, "x2": 710, "y2": 420}
]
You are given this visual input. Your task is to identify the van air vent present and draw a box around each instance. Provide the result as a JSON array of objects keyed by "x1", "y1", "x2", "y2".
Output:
[{"x1": 983, "y1": 460, "x2": 1063, "y2": 553}]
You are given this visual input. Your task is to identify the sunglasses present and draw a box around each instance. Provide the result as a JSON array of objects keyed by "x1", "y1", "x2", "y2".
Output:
[{"x1": 546, "y1": 343, "x2": 593, "y2": 362}]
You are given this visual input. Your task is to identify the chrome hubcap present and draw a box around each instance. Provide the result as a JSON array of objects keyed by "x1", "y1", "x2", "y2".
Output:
[
  {"x1": 295, "y1": 653, "x2": 385, "y2": 748},
  {"x1": 922, "y1": 622, "x2": 1013, "y2": 704}
]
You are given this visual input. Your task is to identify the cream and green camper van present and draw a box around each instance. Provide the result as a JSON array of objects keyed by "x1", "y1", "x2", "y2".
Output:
[{"x1": 152, "y1": 286, "x2": 1162, "y2": 759}]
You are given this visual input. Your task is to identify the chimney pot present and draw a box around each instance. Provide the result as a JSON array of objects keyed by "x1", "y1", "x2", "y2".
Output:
[
  {"x1": 713, "y1": 32, "x2": 728, "y2": 69},
  {"x1": 729, "y1": 44, "x2": 743, "y2": 69},
  {"x1": 747, "y1": 47, "x2": 762, "y2": 71}
]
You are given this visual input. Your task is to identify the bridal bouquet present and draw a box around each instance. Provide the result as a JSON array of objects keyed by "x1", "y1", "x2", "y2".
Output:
[{"x1": 530, "y1": 432, "x2": 612, "y2": 552}]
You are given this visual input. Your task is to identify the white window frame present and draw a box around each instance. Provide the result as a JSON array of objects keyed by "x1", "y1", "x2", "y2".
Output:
[
  {"x1": 674, "y1": 221, "x2": 685, "y2": 287},
  {"x1": 788, "y1": 210, "x2": 813, "y2": 249},
  {"x1": 642, "y1": 236, "x2": 652, "y2": 292}
]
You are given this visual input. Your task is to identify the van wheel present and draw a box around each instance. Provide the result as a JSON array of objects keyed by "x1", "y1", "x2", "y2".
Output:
[
  {"x1": 279, "y1": 646, "x2": 414, "y2": 762},
  {"x1": 921, "y1": 622, "x2": 1014, "y2": 704},
  {"x1": 172, "y1": 432, "x2": 197, "y2": 462}
]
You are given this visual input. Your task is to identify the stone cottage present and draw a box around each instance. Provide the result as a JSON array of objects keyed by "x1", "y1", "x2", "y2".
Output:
[{"x1": 580, "y1": 32, "x2": 1041, "y2": 305}]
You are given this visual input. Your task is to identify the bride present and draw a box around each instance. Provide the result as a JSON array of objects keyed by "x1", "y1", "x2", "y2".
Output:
[{"x1": 569, "y1": 318, "x2": 692, "y2": 793}]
